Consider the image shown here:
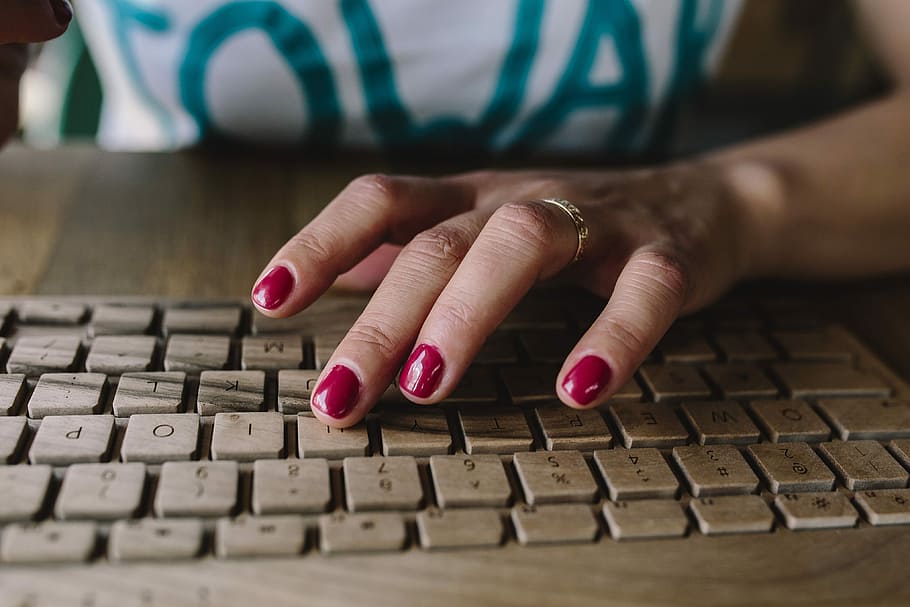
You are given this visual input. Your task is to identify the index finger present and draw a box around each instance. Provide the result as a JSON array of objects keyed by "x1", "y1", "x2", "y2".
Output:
[{"x1": 251, "y1": 174, "x2": 475, "y2": 316}]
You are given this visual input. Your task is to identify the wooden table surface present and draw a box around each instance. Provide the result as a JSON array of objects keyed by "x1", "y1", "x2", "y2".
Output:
[{"x1": 0, "y1": 143, "x2": 392, "y2": 297}]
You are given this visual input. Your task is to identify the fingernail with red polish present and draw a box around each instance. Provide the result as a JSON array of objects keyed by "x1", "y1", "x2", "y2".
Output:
[
  {"x1": 399, "y1": 344, "x2": 444, "y2": 398},
  {"x1": 311, "y1": 365, "x2": 360, "y2": 419},
  {"x1": 50, "y1": 0, "x2": 73, "y2": 26},
  {"x1": 562, "y1": 355, "x2": 611, "y2": 406},
  {"x1": 252, "y1": 266, "x2": 293, "y2": 310}
]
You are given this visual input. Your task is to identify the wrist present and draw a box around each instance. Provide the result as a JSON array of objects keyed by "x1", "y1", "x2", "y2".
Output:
[{"x1": 699, "y1": 154, "x2": 791, "y2": 279}]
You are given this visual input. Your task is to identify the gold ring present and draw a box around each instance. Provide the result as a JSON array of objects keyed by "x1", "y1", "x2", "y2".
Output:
[{"x1": 540, "y1": 198, "x2": 588, "y2": 262}]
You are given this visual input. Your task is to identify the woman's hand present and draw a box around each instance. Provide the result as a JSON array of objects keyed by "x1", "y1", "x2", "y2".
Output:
[
  {"x1": 252, "y1": 162, "x2": 779, "y2": 427},
  {"x1": 0, "y1": 0, "x2": 73, "y2": 146}
]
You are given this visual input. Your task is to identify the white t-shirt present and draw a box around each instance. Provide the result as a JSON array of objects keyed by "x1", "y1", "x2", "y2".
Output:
[{"x1": 77, "y1": 0, "x2": 742, "y2": 154}]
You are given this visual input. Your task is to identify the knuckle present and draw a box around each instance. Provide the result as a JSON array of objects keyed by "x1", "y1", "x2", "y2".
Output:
[
  {"x1": 489, "y1": 201, "x2": 554, "y2": 247},
  {"x1": 631, "y1": 250, "x2": 690, "y2": 303},
  {"x1": 344, "y1": 318, "x2": 399, "y2": 358},
  {"x1": 433, "y1": 294, "x2": 480, "y2": 334},
  {"x1": 287, "y1": 229, "x2": 335, "y2": 266},
  {"x1": 406, "y1": 225, "x2": 473, "y2": 269},
  {"x1": 601, "y1": 316, "x2": 649, "y2": 359},
  {"x1": 344, "y1": 173, "x2": 402, "y2": 211}
]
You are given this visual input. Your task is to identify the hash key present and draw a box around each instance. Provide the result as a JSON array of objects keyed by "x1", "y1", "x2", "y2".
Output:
[{"x1": 672, "y1": 445, "x2": 759, "y2": 497}]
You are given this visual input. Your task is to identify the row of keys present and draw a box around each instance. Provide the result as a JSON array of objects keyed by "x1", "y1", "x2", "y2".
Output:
[
  {"x1": 6, "y1": 486, "x2": 910, "y2": 564},
  {"x1": 5, "y1": 397, "x2": 910, "y2": 467},
  {"x1": 5, "y1": 440, "x2": 910, "y2": 522}
]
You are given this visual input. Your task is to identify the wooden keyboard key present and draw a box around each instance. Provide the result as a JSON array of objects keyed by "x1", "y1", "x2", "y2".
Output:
[
  {"x1": 430, "y1": 454, "x2": 512, "y2": 508},
  {"x1": 7, "y1": 336, "x2": 81, "y2": 375},
  {"x1": 593, "y1": 448, "x2": 679, "y2": 500},
  {"x1": 417, "y1": 508, "x2": 504, "y2": 550},
  {"x1": 749, "y1": 400, "x2": 831, "y2": 443},
  {"x1": 197, "y1": 370, "x2": 265, "y2": 415},
  {"x1": 518, "y1": 330, "x2": 575, "y2": 364},
  {"x1": 639, "y1": 365, "x2": 712, "y2": 402},
  {"x1": 29, "y1": 415, "x2": 114, "y2": 465},
  {"x1": 55, "y1": 462, "x2": 146, "y2": 520},
  {"x1": 319, "y1": 512, "x2": 407, "y2": 554},
  {"x1": 818, "y1": 440, "x2": 909, "y2": 490},
  {"x1": 772, "y1": 329, "x2": 854, "y2": 362},
  {"x1": 344, "y1": 456, "x2": 424, "y2": 511},
  {"x1": 702, "y1": 364, "x2": 779, "y2": 399},
  {"x1": 511, "y1": 503, "x2": 598, "y2": 545},
  {"x1": 163, "y1": 306, "x2": 241, "y2": 336},
  {"x1": 500, "y1": 365, "x2": 558, "y2": 403},
  {"x1": 890, "y1": 439, "x2": 910, "y2": 470},
  {"x1": 154, "y1": 461, "x2": 239, "y2": 517},
  {"x1": 603, "y1": 500, "x2": 688, "y2": 540},
  {"x1": 458, "y1": 406, "x2": 533, "y2": 454},
  {"x1": 216, "y1": 515, "x2": 306, "y2": 558},
  {"x1": 774, "y1": 492, "x2": 858, "y2": 529},
  {"x1": 164, "y1": 335, "x2": 230, "y2": 372},
  {"x1": 0, "y1": 417, "x2": 27, "y2": 463},
  {"x1": 608, "y1": 402, "x2": 689, "y2": 448},
  {"x1": 18, "y1": 301, "x2": 86, "y2": 324},
  {"x1": 773, "y1": 363, "x2": 891, "y2": 398},
  {"x1": 658, "y1": 331, "x2": 717, "y2": 363},
  {"x1": 252, "y1": 459, "x2": 331, "y2": 514},
  {"x1": 689, "y1": 495, "x2": 774, "y2": 535},
  {"x1": 0, "y1": 465, "x2": 52, "y2": 521},
  {"x1": 1, "y1": 521, "x2": 96, "y2": 564},
  {"x1": 446, "y1": 367, "x2": 500, "y2": 403},
  {"x1": 210, "y1": 412, "x2": 285, "y2": 461},
  {"x1": 680, "y1": 401, "x2": 760, "y2": 445},
  {"x1": 120, "y1": 413, "x2": 199, "y2": 463},
  {"x1": 817, "y1": 398, "x2": 910, "y2": 440},
  {"x1": 474, "y1": 332, "x2": 519, "y2": 364},
  {"x1": 533, "y1": 404, "x2": 612, "y2": 451},
  {"x1": 747, "y1": 442, "x2": 836, "y2": 493},
  {"x1": 297, "y1": 414, "x2": 370, "y2": 458},
  {"x1": 379, "y1": 406, "x2": 453, "y2": 456},
  {"x1": 277, "y1": 369, "x2": 320, "y2": 413},
  {"x1": 313, "y1": 332, "x2": 344, "y2": 370},
  {"x1": 0, "y1": 374, "x2": 26, "y2": 415},
  {"x1": 109, "y1": 518, "x2": 203, "y2": 561},
  {"x1": 241, "y1": 335, "x2": 304, "y2": 371},
  {"x1": 513, "y1": 450, "x2": 598, "y2": 504},
  {"x1": 89, "y1": 305, "x2": 154, "y2": 336},
  {"x1": 85, "y1": 335, "x2": 156, "y2": 374},
  {"x1": 672, "y1": 445, "x2": 759, "y2": 497},
  {"x1": 854, "y1": 488, "x2": 910, "y2": 525},
  {"x1": 612, "y1": 377, "x2": 645, "y2": 403},
  {"x1": 113, "y1": 372, "x2": 186, "y2": 416},
  {"x1": 712, "y1": 331, "x2": 778, "y2": 362},
  {"x1": 27, "y1": 373, "x2": 107, "y2": 418}
]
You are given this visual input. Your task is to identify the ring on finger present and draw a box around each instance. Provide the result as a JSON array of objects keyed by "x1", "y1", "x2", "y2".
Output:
[{"x1": 540, "y1": 198, "x2": 588, "y2": 262}]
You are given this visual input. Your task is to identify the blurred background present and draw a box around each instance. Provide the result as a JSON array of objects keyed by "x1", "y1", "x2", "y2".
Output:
[{"x1": 19, "y1": 0, "x2": 886, "y2": 157}]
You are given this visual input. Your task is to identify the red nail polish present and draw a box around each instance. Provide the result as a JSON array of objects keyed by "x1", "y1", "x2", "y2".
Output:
[
  {"x1": 311, "y1": 365, "x2": 360, "y2": 419},
  {"x1": 399, "y1": 344, "x2": 444, "y2": 398},
  {"x1": 562, "y1": 356, "x2": 611, "y2": 406},
  {"x1": 50, "y1": 0, "x2": 73, "y2": 26},
  {"x1": 252, "y1": 266, "x2": 293, "y2": 310}
]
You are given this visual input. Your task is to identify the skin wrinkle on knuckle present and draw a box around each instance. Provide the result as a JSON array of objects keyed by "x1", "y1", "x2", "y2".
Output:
[
  {"x1": 491, "y1": 202, "x2": 554, "y2": 246},
  {"x1": 598, "y1": 316, "x2": 649, "y2": 362},
  {"x1": 344, "y1": 317, "x2": 399, "y2": 359},
  {"x1": 433, "y1": 293, "x2": 481, "y2": 337},
  {"x1": 287, "y1": 229, "x2": 336, "y2": 268},
  {"x1": 404, "y1": 225, "x2": 473, "y2": 271},
  {"x1": 629, "y1": 251, "x2": 690, "y2": 304}
]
